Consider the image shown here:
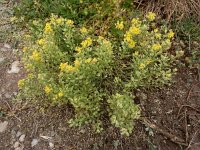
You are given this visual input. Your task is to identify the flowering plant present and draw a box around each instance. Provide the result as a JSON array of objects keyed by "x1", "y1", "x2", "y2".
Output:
[{"x1": 18, "y1": 13, "x2": 178, "y2": 135}]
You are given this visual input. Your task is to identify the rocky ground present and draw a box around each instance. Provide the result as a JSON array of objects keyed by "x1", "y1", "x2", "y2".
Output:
[{"x1": 0, "y1": 1, "x2": 200, "y2": 150}]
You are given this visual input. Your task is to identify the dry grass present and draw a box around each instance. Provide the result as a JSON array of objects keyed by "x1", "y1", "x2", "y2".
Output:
[{"x1": 134, "y1": 0, "x2": 200, "y2": 23}]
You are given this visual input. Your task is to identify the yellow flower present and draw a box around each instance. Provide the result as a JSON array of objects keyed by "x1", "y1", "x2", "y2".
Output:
[
  {"x1": 124, "y1": 32, "x2": 132, "y2": 42},
  {"x1": 139, "y1": 63, "x2": 145, "y2": 69},
  {"x1": 115, "y1": 21, "x2": 124, "y2": 30},
  {"x1": 22, "y1": 47, "x2": 28, "y2": 52},
  {"x1": 80, "y1": 0, "x2": 83, "y2": 3},
  {"x1": 37, "y1": 38, "x2": 45, "y2": 45},
  {"x1": 85, "y1": 58, "x2": 92, "y2": 63},
  {"x1": 60, "y1": 63, "x2": 67, "y2": 71},
  {"x1": 58, "y1": 92, "x2": 64, "y2": 97},
  {"x1": 129, "y1": 26, "x2": 141, "y2": 35},
  {"x1": 30, "y1": 51, "x2": 41, "y2": 61},
  {"x1": 167, "y1": 29, "x2": 174, "y2": 39},
  {"x1": 28, "y1": 73, "x2": 33, "y2": 78},
  {"x1": 44, "y1": 22, "x2": 52, "y2": 33},
  {"x1": 81, "y1": 37, "x2": 92, "y2": 48},
  {"x1": 18, "y1": 79, "x2": 25, "y2": 88},
  {"x1": 128, "y1": 40, "x2": 136, "y2": 48},
  {"x1": 56, "y1": 18, "x2": 63, "y2": 24},
  {"x1": 66, "y1": 19, "x2": 74, "y2": 26},
  {"x1": 131, "y1": 18, "x2": 140, "y2": 25},
  {"x1": 152, "y1": 43, "x2": 162, "y2": 51},
  {"x1": 66, "y1": 65, "x2": 76, "y2": 72},
  {"x1": 146, "y1": 12, "x2": 156, "y2": 21},
  {"x1": 80, "y1": 27, "x2": 87, "y2": 33},
  {"x1": 74, "y1": 59, "x2": 81, "y2": 67},
  {"x1": 44, "y1": 85, "x2": 52, "y2": 94},
  {"x1": 75, "y1": 47, "x2": 82, "y2": 53},
  {"x1": 155, "y1": 33, "x2": 161, "y2": 39}
]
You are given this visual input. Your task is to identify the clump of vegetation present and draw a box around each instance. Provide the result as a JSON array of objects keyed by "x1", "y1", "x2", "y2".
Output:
[
  {"x1": 14, "y1": 0, "x2": 134, "y2": 28},
  {"x1": 173, "y1": 17, "x2": 200, "y2": 68},
  {"x1": 18, "y1": 12, "x2": 179, "y2": 135}
]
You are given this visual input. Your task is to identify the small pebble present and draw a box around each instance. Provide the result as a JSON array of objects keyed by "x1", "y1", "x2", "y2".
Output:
[
  {"x1": 19, "y1": 134, "x2": 26, "y2": 142},
  {"x1": 80, "y1": 129, "x2": 86, "y2": 134},
  {"x1": 16, "y1": 131, "x2": 22, "y2": 138},
  {"x1": 4, "y1": 93, "x2": 11, "y2": 99},
  {"x1": 49, "y1": 142, "x2": 54, "y2": 148},
  {"x1": 0, "y1": 57, "x2": 5, "y2": 63},
  {"x1": 31, "y1": 139, "x2": 39, "y2": 147},
  {"x1": 14, "y1": 141, "x2": 20, "y2": 148},
  {"x1": 4, "y1": 43, "x2": 11, "y2": 49},
  {"x1": 15, "y1": 147, "x2": 24, "y2": 150},
  {"x1": 7, "y1": 61, "x2": 20, "y2": 74},
  {"x1": 0, "y1": 121, "x2": 8, "y2": 133}
]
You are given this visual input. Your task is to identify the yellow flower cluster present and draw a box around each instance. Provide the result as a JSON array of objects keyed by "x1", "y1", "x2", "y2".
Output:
[
  {"x1": 60, "y1": 60, "x2": 81, "y2": 73},
  {"x1": 85, "y1": 58, "x2": 97, "y2": 63},
  {"x1": 124, "y1": 18, "x2": 141, "y2": 48},
  {"x1": 66, "y1": 19, "x2": 74, "y2": 26},
  {"x1": 75, "y1": 47, "x2": 82, "y2": 53},
  {"x1": 152, "y1": 43, "x2": 162, "y2": 51},
  {"x1": 131, "y1": 18, "x2": 140, "y2": 25},
  {"x1": 115, "y1": 21, "x2": 124, "y2": 30},
  {"x1": 56, "y1": 18, "x2": 64, "y2": 25},
  {"x1": 37, "y1": 38, "x2": 45, "y2": 45},
  {"x1": 29, "y1": 51, "x2": 41, "y2": 61},
  {"x1": 44, "y1": 85, "x2": 52, "y2": 94},
  {"x1": 81, "y1": 37, "x2": 92, "y2": 48},
  {"x1": 146, "y1": 12, "x2": 156, "y2": 21},
  {"x1": 139, "y1": 63, "x2": 145, "y2": 69},
  {"x1": 167, "y1": 29, "x2": 174, "y2": 39},
  {"x1": 138, "y1": 59, "x2": 152, "y2": 69},
  {"x1": 74, "y1": 60, "x2": 81, "y2": 67},
  {"x1": 18, "y1": 79, "x2": 25, "y2": 88},
  {"x1": 129, "y1": 26, "x2": 141, "y2": 35},
  {"x1": 60, "y1": 63, "x2": 68, "y2": 71},
  {"x1": 44, "y1": 22, "x2": 52, "y2": 34},
  {"x1": 80, "y1": 27, "x2": 88, "y2": 33}
]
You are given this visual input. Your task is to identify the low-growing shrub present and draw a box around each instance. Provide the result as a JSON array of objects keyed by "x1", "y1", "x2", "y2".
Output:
[{"x1": 18, "y1": 13, "x2": 178, "y2": 136}]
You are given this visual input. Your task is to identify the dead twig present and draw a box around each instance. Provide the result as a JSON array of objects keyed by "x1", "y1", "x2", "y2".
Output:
[
  {"x1": 184, "y1": 109, "x2": 188, "y2": 143},
  {"x1": 2, "y1": 100, "x2": 12, "y2": 110},
  {"x1": 186, "y1": 131, "x2": 198, "y2": 150},
  {"x1": 141, "y1": 117, "x2": 188, "y2": 146}
]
